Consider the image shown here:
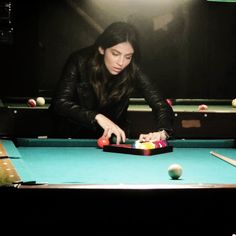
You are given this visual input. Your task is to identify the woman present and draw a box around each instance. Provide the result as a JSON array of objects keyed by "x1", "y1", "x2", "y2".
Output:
[{"x1": 50, "y1": 21, "x2": 174, "y2": 144}]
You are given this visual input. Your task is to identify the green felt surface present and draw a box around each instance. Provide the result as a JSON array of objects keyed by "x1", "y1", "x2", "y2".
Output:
[
  {"x1": 4, "y1": 101, "x2": 236, "y2": 113},
  {"x1": 5, "y1": 103, "x2": 49, "y2": 109},
  {"x1": 128, "y1": 104, "x2": 236, "y2": 113},
  {"x1": 7, "y1": 139, "x2": 236, "y2": 185}
]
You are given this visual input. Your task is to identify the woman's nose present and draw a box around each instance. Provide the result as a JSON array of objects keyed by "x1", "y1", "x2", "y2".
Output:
[{"x1": 117, "y1": 56, "x2": 124, "y2": 66}]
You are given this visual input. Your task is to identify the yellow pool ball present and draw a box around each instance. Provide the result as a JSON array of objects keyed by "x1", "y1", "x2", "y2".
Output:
[
  {"x1": 168, "y1": 164, "x2": 183, "y2": 179},
  {"x1": 142, "y1": 142, "x2": 155, "y2": 149},
  {"x1": 134, "y1": 141, "x2": 155, "y2": 149}
]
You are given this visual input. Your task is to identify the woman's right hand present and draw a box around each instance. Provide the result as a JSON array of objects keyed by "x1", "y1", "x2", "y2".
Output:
[{"x1": 95, "y1": 114, "x2": 126, "y2": 144}]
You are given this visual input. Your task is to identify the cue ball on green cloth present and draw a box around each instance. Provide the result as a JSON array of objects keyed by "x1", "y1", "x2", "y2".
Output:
[{"x1": 168, "y1": 164, "x2": 183, "y2": 179}]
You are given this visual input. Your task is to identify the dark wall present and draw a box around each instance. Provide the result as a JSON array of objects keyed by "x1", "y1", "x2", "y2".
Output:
[{"x1": 1, "y1": 0, "x2": 236, "y2": 99}]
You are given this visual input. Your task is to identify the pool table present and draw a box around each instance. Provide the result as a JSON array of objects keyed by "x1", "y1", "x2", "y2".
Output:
[
  {"x1": 1, "y1": 138, "x2": 236, "y2": 188},
  {"x1": 128, "y1": 98, "x2": 236, "y2": 138},
  {"x1": 1, "y1": 97, "x2": 236, "y2": 139},
  {"x1": 1, "y1": 138, "x2": 236, "y2": 234}
]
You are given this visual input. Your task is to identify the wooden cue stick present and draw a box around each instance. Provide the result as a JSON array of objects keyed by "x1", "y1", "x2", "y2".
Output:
[{"x1": 210, "y1": 151, "x2": 236, "y2": 167}]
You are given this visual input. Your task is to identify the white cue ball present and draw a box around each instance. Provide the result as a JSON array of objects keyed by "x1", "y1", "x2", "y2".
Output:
[
  {"x1": 168, "y1": 164, "x2": 183, "y2": 180},
  {"x1": 36, "y1": 97, "x2": 45, "y2": 106},
  {"x1": 232, "y1": 98, "x2": 236, "y2": 108}
]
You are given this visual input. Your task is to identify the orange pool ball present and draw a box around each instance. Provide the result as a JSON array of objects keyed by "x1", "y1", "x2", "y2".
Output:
[{"x1": 97, "y1": 136, "x2": 110, "y2": 148}]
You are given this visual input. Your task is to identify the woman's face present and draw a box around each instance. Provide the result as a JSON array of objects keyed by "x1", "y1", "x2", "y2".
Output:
[{"x1": 99, "y1": 42, "x2": 134, "y2": 75}]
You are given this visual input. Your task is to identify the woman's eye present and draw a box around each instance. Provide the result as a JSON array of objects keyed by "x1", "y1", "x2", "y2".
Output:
[{"x1": 112, "y1": 52, "x2": 119, "y2": 56}]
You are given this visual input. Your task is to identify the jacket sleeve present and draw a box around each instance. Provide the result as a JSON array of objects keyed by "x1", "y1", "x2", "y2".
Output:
[
  {"x1": 135, "y1": 68, "x2": 174, "y2": 137},
  {"x1": 51, "y1": 52, "x2": 98, "y2": 130}
]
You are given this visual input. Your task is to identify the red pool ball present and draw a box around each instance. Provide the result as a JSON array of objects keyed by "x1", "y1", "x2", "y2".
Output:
[
  {"x1": 27, "y1": 98, "x2": 37, "y2": 107},
  {"x1": 166, "y1": 99, "x2": 173, "y2": 106},
  {"x1": 97, "y1": 136, "x2": 110, "y2": 148},
  {"x1": 153, "y1": 140, "x2": 167, "y2": 148}
]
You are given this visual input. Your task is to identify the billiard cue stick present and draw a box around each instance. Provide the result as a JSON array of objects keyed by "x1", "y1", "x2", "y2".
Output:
[{"x1": 210, "y1": 151, "x2": 236, "y2": 167}]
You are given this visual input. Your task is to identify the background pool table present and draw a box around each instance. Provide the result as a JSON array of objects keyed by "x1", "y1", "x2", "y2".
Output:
[
  {"x1": 1, "y1": 138, "x2": 236, "y2": 234},
  {"x1": 1, "y1": 97, "x2": 236, "y2": 139},
  {"x1": 128, "y1": 98, "x2": 236, "y2": 139}
]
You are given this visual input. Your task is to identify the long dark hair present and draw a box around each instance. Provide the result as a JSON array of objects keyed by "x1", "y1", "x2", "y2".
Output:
[{"x1": 89, "y1": 22, "x2": 140, "y2": 108}]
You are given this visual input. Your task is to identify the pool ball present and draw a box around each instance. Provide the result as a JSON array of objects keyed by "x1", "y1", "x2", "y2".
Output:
[
  {"x1": 232, "y1": 98, "x2": 236, "y2": 108},
  {"x1": 168, "y1": 164, "x2": 183, "y2": 179},
  {"x1": 152, "y1": 140, "x2": 167, "y2": 148},
  {"x1": 97, "y1": 136, "x2": 110, "y2": 148},
  {"x1": 27, "y1": 98, "x2": 37, "y2": 107},
  {"x1": 111, "y1": 135, "x2": 117, "y2": 144},
  {"x1": 36, "y1": 97, "x2": 45, "y2": 106},
  {"x1": 133, "y1": 141, "x2": 154, "y2": 149},
  {"x1": 166, "y1": 99, "x2": 173, "y2": 106},
  {"x1": 142, "y1": 142, "x2": 155, "y2": 149},
  {"x1": 111, "y1": 135, "x2": 125, "y2": 144},
  {"x1": 198, "y1": 104, "x2": 208, "y2": 111}
]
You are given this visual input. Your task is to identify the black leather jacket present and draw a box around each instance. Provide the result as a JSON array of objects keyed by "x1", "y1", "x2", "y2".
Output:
[{"x1": 50, "y1": 46, "x2": 174, "y2": 137}]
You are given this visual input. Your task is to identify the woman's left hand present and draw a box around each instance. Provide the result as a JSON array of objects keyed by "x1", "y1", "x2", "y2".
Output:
[{"x1": 138, "y1": 130, "x2": 168, "y2": 142}]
